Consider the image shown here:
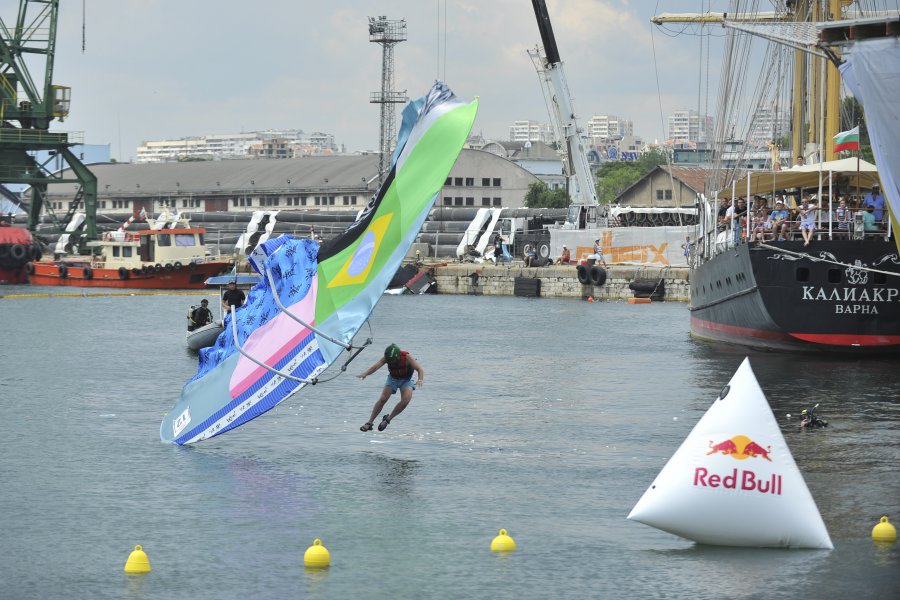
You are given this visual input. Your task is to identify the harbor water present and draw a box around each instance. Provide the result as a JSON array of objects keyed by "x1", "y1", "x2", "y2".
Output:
[{"x1": 1, "y1": 289, "x2": 898, "y2": 599}]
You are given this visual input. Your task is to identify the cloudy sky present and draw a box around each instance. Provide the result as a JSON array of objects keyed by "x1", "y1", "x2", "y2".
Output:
[{"x1": 43, "y1": 0, "x2": 730, "y2": 161}]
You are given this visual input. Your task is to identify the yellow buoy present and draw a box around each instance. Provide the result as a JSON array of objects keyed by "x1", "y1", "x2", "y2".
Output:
[
  {"x1": 123, "y1": 545, "x2": 151, "y2": 574},
  {"x1": 304, "y1": 538, "x2": 331, "y2": 568},
  {"x1": 490, "y1": 529, "x2": 516, "y2": 553},
  {"x1": 872, "y1": 516, "x2": 897, "y2": 543}
]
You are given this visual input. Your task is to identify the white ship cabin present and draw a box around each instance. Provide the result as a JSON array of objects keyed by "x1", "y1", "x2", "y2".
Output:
[{"x1": 87, "y1": 207, "x2": 209, "y2": 269}]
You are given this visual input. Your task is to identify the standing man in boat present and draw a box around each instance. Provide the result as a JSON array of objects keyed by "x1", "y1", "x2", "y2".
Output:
[
  {"x1": 358, "y1": 343, "x2": 424, "y2": 432},
  {"x1": 222, "y1": 280, "x2": 246, "y2": 313}
]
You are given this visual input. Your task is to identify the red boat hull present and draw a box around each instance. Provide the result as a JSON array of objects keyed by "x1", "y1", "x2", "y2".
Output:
[{"x1": 29, "y1": 261, "x2": 232, "y2": 289}]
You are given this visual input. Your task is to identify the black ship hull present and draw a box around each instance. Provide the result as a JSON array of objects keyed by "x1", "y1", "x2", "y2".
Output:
[{"x1": 689, "y1": 239, "x2": 900, "y2": 353}]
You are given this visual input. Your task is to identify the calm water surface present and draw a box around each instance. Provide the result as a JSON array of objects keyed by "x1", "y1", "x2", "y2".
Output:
[{"x1": 1, "y1": 287, "x2": 898, "y2": 599}]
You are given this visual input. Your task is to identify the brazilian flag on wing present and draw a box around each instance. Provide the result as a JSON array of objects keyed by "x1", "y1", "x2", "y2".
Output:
[{"x1": 161, "y1": 82, "x2": 478, "y2": 444}]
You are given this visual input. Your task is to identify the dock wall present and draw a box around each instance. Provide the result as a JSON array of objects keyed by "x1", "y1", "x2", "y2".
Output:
[{"x1": 429, "y1": 263, "x2": 690, "y2": 301}]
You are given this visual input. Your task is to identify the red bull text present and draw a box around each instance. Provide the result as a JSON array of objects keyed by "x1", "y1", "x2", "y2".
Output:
[
  {"x1": 694, "y1": 467, "x2": 782, "y2": 495},
  {"x1": 696, "y1": 435, "x2": 781, "y2": 495}
]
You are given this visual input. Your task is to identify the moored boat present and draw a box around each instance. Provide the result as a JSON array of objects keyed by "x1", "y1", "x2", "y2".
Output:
[
  {"x1": 0, "y1": 216, "x2": 42, "y2": 284},
  {"x1": 29, "y1": 207, "x2": 232, "y2": 289}
]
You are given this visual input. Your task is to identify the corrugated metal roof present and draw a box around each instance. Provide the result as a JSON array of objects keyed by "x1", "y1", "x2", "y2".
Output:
[{"x1": 53, "y1": 155, "x2": 382, "y2": 196}]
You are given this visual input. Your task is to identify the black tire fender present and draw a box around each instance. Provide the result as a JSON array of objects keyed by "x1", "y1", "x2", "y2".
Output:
[
  {"x1": 119, "y1": 267, "x2": 130, "y2": 279},
  {"x1": 58, "y1": 264, "x2": 68, "y2": 279},
  {"x1": 576, "y1": 264, "x2": 590, "y2": 285},
  {"x1": 83, "y1": 267, "x2": 93, "y2": 280},
  {"x1": 164, "y1": 263, "x2": 174, "y2": 272},
  {"x1": 589, "y1": 265, "x2": 607, "y2": 286},
  {"x1": 173, "y1": 261, "x2": 183, "y2": 270},
  {"x1": 10, "y1": 244, "x2": 26, "y2": 260},
  {"x1": 154, "y1": 263, "x2": 163, "y2": 273},
  {"x1": 25, "y1": 261, "x2": 35, "y2": 275}
]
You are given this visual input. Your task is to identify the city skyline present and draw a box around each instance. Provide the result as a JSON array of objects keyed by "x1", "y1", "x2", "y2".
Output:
[{"x1": 46, "y1": 1, "x2": 728, "y2": 162}]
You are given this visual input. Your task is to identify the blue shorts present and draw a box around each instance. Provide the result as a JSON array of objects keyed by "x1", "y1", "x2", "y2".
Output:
[{"x1": 384, "y1": 375, "x2": 416, "y2": 394}]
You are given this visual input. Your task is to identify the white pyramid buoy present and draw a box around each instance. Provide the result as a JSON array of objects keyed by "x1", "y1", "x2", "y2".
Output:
[{"x1": 628, "y1": 358, "x2": 833, "y2": 549}]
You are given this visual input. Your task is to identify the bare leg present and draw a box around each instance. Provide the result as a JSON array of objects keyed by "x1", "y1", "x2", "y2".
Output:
[
  {"x1": 387, "y1": 386, "x2": 414, "y2": 421},
  {"x1": 366, "y1": 386, "x2": 393, "y2": 424}
]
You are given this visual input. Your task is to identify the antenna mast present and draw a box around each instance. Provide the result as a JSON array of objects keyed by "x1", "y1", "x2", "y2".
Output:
[{"x1": 368, "y1": 16, "x2": 408, "y2": 182}]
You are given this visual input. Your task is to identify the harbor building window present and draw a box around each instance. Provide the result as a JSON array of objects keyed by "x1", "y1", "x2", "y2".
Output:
[
  {"x1": 482, "y1": 177, "x2": 490, "y2": 186},
  {"x1": 465, "y1": 197, "x2": 474, "y2": 206},
  {"x1": 465, "y1": 177, "x2": 474, "y2": 187},
  {"x1": 454, "y1": 197, "x2": 463, "y2": 206},
  {"x1": 656, "y1": 190, "x2": 673, "y2": 201},
  {"x1": 493, "y1": 197, "x2": 501, "y2": 207},
  {"x1": 492, "y1": 178, "x2": 501, "y2": 187},
  {"x1": 443, "y1": 196, "x2": 453, "y2": 206},
  {"x1": 328, "y1": 197, "x2": 335, "y2": 206},
  {"x1": 482, "y1": 197, "x2": 491, "y2": 206},
  {"x1": 99, "y1": 201, "x2": 106, "y2": 209},
  {"x1": 454, "y1": 177, "x2": 463, "y2": 186},
  {"x1": 445, "y1": 177, "x2": 452, "y2": 186},
  {"x1": 181, "y1": 198, "x2": 200, "y2": 208}
]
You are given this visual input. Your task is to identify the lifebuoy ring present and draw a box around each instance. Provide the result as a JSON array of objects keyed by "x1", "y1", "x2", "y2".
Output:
[
  {"x1": 576, "y1": 264, "x2": 590, "y2": 285},
  {"x1": 173, "y1": 261, "x2": 183, "y2": 270},
  {"x1": 58, "y1": 265, "x2": 68, "y2": 279},
  {"x1": 119, "y1": 267, "x2": 130, "y2": 279},
  {"x1": 83, "y1": 267, "x2": 93, "y2": 280},
  {"x1": 10, "y1": 244, "x2": 26, "y2": 260},
  {"x1": 25, "y1": 262, "x2": 34, "y2": 275},
  {"x1": 164, "y1": 263, "x2": 174, "y2": 272},
  {"x1": 589, "y1": 265, "x2": 607, "y2": 286}
]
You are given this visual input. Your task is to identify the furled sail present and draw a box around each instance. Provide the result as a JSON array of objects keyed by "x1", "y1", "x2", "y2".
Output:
[
  {"x1": 628, "y1": 358, "x2": 833, "y2": 549},
  {"x1": 161, "y1": 82, "x2": 478, "y2": 444},
  {"x1": 839, "y1": 37, "x2": 900, "y2": 240}
]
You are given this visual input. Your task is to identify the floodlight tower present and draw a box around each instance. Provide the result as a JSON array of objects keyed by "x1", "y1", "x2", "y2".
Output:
[{"x1": 368, "y1": 16, "x2": 408, "y2": 181}]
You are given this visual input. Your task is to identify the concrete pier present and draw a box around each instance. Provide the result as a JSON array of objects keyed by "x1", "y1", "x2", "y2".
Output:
[{"x1": 428, "y1": 263, "x2": 690, "y2": 301}]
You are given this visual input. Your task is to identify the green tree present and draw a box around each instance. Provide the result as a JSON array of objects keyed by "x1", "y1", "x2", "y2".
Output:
[
  {"x1": 595, "y1": 147, "x2": 670, "y2": 204},
  {"x1": 524, "y1": 181, "x2": 570, "y2": 208}
]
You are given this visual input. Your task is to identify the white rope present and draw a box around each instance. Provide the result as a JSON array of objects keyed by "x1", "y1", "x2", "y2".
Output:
[
  {"x1": 228, "y1": 305, "x2": 316, "y2": 384},
  {"x1": 264, "y1": 266, "x2": 350, "y2": 350},
  {"x1": 757, "y1": 242, "x2": 900, "y2": 277}
]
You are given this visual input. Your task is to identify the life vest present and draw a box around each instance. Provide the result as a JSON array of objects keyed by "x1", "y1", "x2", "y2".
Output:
[{"x1": 387, "y1": 351, "x2": 412, "y2": 379}]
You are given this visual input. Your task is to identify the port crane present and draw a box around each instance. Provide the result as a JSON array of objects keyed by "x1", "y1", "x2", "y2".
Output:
[
  {"x1": 529, "y1": 0, "x2": 606, "y2": 230},
  {"x1": 0, "y1": 0, "x2": 98, "y2": 249}
]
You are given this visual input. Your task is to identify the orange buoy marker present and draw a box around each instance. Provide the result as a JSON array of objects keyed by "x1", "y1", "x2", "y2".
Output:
[
  {"x1": 124, "y1": 545, "x2": 151, "y2": 574},
  {"x1": 304, "y1": 538, "x2": 331, "y2": 568},
  {"x1": 628, "y1": 297, "x2": 651, "y2": 304},
  {"x1": 587, "y1": 296, "x2": 594, "y2": 302},
  {"x1": 490, "y1": 529, "x2": 516, "y2": 553},
  {"x1": 872, "y1": 516, "x2": 897, "y2": 543}
]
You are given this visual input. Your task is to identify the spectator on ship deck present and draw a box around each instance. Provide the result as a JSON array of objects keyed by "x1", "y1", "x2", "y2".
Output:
[
  {"x1": 769, "y1": 200, "x2": 791, "y2": 241},
  {"x1": 836, "y1": 198, "x2": 851, "y2": 235},
  {"x1": 863, "y1": 204, "x2": 879, "y2": 233},
  {"x1": 863, "y1": 185, "x2": 885, "y2": 222}
]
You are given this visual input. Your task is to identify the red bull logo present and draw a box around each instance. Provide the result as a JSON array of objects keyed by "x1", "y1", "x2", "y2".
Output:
[
  {"x1": 695, "y1": 434, "x2": 782, "y2": 495},
  {"x1": 706, "y1": 434, "x2": 772, "y2": 461}
]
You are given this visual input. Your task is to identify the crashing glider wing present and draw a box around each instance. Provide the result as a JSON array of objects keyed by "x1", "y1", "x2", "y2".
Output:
[
  {"x1": 160, "y1": 82, "x2": 478, "y2": 444},
  {"x1": 627, "y1": 358, "x2": 833, "y2": 549}
]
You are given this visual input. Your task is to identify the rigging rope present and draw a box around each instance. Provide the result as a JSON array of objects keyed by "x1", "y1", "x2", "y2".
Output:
[{"x1": 756, "y1": 241, "x2": 900, "y2": 278}]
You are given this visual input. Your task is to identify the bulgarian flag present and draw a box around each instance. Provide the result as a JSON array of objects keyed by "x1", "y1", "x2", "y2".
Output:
[{"x1": 833, "y1": 126, "x2": 860, "y2": 153}]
